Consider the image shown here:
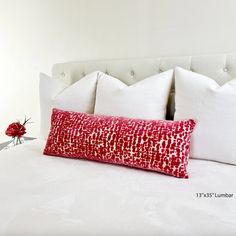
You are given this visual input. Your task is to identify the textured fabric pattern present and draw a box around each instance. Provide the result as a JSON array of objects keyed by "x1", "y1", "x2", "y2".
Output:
[{"x1": 44, "y1": 109, "x2": 195, "y2": 178}]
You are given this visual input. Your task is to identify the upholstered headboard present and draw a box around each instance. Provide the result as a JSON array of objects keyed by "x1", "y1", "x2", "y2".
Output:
[{"x1": 52, "y1": 53, "x2": 236, "y2": 119}]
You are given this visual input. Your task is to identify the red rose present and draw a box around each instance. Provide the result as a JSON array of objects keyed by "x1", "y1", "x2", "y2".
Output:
[{"x1": 5, "y1": 122, "x2": 26, "y2": 138}]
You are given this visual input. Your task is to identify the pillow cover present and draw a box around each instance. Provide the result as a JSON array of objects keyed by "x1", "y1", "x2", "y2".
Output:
[
  {"x1": 174, "y1": 67, "x2": 236, "y2": 165},
  {"x1": 44, "y1": 108, "x2": 195, "y2": 178},
  {"x1": 39, "y1": 71, "x2": 100, "y2": 139},
  {"x1": 94, "y1": 70, "x2": 173, "y2": 120}
]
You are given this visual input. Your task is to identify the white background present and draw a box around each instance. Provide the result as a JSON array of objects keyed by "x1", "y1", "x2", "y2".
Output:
[{"x1": 1, "y1": 0, "x2": 236, "y2": 140}]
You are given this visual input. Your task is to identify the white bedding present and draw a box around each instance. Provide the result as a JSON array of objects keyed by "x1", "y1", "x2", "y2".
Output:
[{"x1": 0, "y1": 140, "x2": 235, "y2": 236}]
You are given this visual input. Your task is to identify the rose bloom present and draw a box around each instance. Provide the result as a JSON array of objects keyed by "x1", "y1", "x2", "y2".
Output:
[{"x1": 5, "y1": 122, "x2": 26, "y2": 137}]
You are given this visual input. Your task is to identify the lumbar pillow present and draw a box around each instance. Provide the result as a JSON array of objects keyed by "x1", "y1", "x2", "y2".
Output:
[
  {"x1": 44, "y1": 108, "x2": 195, "y2": 178},
  {"x1": 39, "y1": 71, "x2": 100, "y2": 139},
  {"x1": 174, "y1": 67, "x2": 236, "y2": 165},
  {"x1": 94, "y1": 70, "x2": 173, "y2": 120}
]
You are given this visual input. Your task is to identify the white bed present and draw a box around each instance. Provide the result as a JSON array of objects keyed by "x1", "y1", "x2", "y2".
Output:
[
  {"x1": 0, "y1": 139, "x2": 235, "y2": 236},
  {"x1": 1, "y1": 54, "x2": 236, "y2": 235}
]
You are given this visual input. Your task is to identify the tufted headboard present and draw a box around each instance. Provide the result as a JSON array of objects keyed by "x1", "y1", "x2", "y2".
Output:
[{"x1": 52, "y1": 53, "x2": 236, "y2": 119}]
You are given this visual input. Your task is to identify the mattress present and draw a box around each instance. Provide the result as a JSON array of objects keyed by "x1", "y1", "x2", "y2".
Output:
[{"x1": 0, "y1": 139, "x2": 235, "y2": 236}]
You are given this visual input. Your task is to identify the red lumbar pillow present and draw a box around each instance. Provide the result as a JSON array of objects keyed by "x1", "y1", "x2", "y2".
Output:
[{"x1": 44, "y1": 108, "x2": 195, "y2": 178}]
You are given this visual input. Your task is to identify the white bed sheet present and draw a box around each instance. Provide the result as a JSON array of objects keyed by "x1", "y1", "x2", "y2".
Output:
[{"x1": 0, "y1": 139, "x2": 235, "y2": 236}]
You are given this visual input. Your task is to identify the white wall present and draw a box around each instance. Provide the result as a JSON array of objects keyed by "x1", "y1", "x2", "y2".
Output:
[{"x1": 1, "y1": 0, "x2": 236, "y2": 140}]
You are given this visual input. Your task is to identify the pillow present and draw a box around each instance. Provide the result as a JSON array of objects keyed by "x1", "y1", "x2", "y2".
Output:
[
  {"x1": 94, "y1": 70, "x2": 173, "y2": 120},
  {"x1": 39, "y1": 71, "x2": 100, "y2": 139},
  {"x1": 174, "y1": 67, "x2": 236, "y2": 165},
  {"x1": 44, "y1": 108, "x2": 196, "y2": 178}
]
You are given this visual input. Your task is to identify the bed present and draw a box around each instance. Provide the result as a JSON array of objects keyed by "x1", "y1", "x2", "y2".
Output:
[{"x1": 1, "y1": 54, "x2": 236, "y2": 235}]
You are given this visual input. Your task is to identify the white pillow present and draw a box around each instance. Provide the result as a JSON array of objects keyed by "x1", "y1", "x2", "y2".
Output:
[
  {"x1": 94, "y1": 70, "x2": 173, "y2": 120},
  {"x1": 174, "y1": 67, "x2": 236, "y2": 165},
  {"x1": 39, "y1": 71, "x2": 100, "y2": 139}
]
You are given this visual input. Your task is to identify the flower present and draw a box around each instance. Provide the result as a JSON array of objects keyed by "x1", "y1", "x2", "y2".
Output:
[
  {"x1": 5, "y1": 122, "x2": 26, "y2": 138},
  {"x1": 4, "y1": 116, "x2": 32, "y2": 146}
]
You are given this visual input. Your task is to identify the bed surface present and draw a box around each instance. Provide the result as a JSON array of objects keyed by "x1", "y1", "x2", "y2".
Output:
[{"x1": 0, "y1": 139, "x2": 235, "y2": 236}]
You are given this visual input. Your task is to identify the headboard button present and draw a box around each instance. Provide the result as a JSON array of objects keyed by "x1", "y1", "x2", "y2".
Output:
[
  {"x1": 61, "y1": 72, "x2": 65, "y2": 77},
  {"x1": 82, "y1": 72, "x2": 86, "y2": 77},
  {"x1": 130, "y1": 70, "x2": 135, "y2": 77},
  {"x1": 105, "y1": 70, "x2": 109, "y2": 75},
  {"x1": 223, "y1": 67, "x2": 229, "y2": 72}
]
